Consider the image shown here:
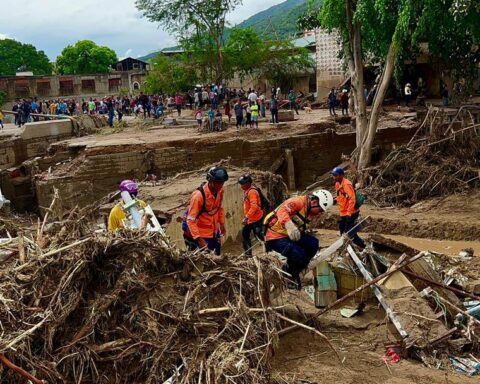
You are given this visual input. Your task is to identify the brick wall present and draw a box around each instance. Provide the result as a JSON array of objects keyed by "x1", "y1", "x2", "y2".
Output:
[{"x1": 35, "y1": 127, "x2": 415, "y2": 213}]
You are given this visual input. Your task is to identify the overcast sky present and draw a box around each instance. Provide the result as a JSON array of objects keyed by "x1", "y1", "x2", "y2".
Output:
[{"x1": 0, "y1": 0, "x2": 284, "y2": 61}]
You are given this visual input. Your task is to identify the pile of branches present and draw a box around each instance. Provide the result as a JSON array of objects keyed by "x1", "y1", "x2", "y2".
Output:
[
  {"x1": 364, "y1": 123, "x2": 480, "y2": 207},
  {"x1": 0, "y1": 202, "x2": 292, "y2": 383}
]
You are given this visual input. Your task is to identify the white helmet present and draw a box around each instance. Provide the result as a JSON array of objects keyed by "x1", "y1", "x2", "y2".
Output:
[{"x1": 311, "y1": 189, "x2": 334, "y2": 212}]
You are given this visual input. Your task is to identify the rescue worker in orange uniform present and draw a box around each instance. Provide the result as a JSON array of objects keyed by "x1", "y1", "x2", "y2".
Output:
[
  {"x1": 331, "y1": 167, "x2": 365, "y2": 248},
  {"x1": 264, "y1": 190, "x2": 334, "y2": 288},
  {"x1": 238, "y1": 175, "x2": 264, "y2": 256},
  {"x1": 183, "y1": 166, "x2": 228, "y2": 255}
]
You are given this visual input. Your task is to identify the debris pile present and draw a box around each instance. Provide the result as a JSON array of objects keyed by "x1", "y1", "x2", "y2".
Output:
[
  {"x1": 364, "y1": 118, "x2": 480, "y2": 207},
  {"x1": 0, "y1": 200, "x2": 299, "y2": 383},
  {"x1": 297, "y1": 234, "x2": 480, "y2": 376}
]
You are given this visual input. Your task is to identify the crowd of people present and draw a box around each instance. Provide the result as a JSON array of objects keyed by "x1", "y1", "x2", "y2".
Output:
[
  {"x1": 191, "y1": 84, "x2": 305, "y2": 132},
  {"x1": 8, "y1": 83, "x2": 306, "y2": 129}
]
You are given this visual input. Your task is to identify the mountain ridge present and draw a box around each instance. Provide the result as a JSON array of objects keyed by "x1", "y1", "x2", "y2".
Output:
[{"x1": 138, "y1": 0, "x2": 316, "y2": 62}]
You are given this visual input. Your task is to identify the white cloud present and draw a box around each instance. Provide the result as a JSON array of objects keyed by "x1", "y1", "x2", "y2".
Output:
[
  {"x1": 0, "y1": 0, "x2": 286, "y2": 59},
  {"x1": 120, "y1": 48, "x2": 133, "y2": 60},
  {"x1": 0, "y1": 33, "x2": 9, "y2": 39}
]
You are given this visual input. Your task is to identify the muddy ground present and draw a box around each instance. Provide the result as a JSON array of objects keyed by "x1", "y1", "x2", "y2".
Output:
[{"x1": 254, "y1": 189, "x2": 480, "y2": 383}]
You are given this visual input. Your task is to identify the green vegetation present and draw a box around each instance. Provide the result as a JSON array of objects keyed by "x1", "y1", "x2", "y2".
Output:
[
  {"x1": 138, "y1": 0, "x2": 322, "y2": 62},
  {"x1": 0, "y1": 91, "x2": 6, "y2": 107},
  {"x1": 0, "y1": 39, "x2": 52, "y2": 76},
  {"x1": 56, "y1": 40, "x2": 118, "y2": 75},
  {"x1": 136, "y1": 0, "x2": 243, "y2": 82},
  {"x1": 237, "y1": 0, "x2": 322, "y2": 38},
  {"x1": 317, "y1": 0, "x2": 480, "y2": 170},
  {"x1": 145, "y1": 54, "x2": 198, "y2": 95},
  {"x1": 145, "y1": 26, "x2": 313, "y2": 90}
]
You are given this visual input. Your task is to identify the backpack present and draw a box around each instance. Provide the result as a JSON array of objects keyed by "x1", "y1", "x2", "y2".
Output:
[
  {"x1": 182, "y1": 183, "x2": 207, "y2": 237},
  {"x1": 248, "y1": 186, "x2": 270, "y2": 214},
  {"x1": 354, "y1": 190, "x2": 366, "y2": 209}
]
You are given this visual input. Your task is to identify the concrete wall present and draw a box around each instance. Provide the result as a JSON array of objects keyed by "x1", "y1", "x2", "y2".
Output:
[
  {"x1": 35, "y1": 126, "x2": 415, "y2": 213},
  {"x1": 20, "y1": 120, "x2": 72, "y2": 140},
  {"x1": 315, "y1": 29, "x2": 347, "y2": 100}
]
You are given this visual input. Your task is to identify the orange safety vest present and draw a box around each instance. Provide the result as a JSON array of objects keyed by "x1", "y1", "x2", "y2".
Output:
[
  {"x1": 243, "y1": 186, "x2": 263, "y2": 224},
  {"x1": 335, "y1": 178, "x2": 359, "y2": 217},
  {"x1": 264, "y1": 196, "x2": 309, "y2": 241},
  {"x1": 186, "y1": 183, "x2": 225, "y2": 239}
]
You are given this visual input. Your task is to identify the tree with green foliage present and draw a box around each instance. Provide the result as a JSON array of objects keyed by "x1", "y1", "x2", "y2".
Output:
[
  {"x1": 223, "y1": 27, "x2": 314, "y2": 89},
  {"x1": 257, "y1": 40, "x2": 315, "y2": 92},
  {"x1": 223, "y1": 27, "x2": 267, "y2": 81},
  {"x1": 145, "y1": 54, "x2": 198, "y2": 95},
  {"x1": 0, "y1": 39, "x2": 52, "y2": 76},
  {"x1": 318, "y1": 0, "x2": 480, "y2": 170},
  {"x1": 136, "y1": 0, "x2": 242, "y2": 82},
  {"x1": 56, "y1": 40, "x2": 118, "y2": 75}
]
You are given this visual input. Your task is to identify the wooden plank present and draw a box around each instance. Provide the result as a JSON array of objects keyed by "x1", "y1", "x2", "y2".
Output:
[
  {"x1": 346, "y1": 245, "x2": 409, "y2": 339},
  {"x1": 369, "y1": 234, "x2": 462, "y2": 306}
]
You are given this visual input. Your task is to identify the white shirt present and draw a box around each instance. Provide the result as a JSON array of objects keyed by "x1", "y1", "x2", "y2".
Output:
[{"x1": 248, "y1": 92, "x2": 257, "y2": 102}]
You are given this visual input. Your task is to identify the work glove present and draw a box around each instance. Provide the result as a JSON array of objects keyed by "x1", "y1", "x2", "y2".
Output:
[
  {"x1": 219, "y1": 224, "x2": 226, "y2": 238},
  {"x1": 285, "y1": 220, "x2": 301, "y2": 242}
]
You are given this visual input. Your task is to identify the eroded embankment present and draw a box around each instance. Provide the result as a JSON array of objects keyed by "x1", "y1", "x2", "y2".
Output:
[{"x1": 32, "y1": 126, "x2": 414, "y2": 213}]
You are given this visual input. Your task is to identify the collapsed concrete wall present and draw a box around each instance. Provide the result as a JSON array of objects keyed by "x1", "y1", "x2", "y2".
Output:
[
  {"x1": 0, "y1": 115, "x2": 108, "y2": 211},
  {"x1": 34, "y1": 126, "x2": 415, "y2": 212}
]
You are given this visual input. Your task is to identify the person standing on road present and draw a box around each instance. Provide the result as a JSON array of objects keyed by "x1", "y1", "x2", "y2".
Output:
[
  {"x1": 106, "y1": 97, "x2": 115, "y2": 127},
  {"x1": 340, "y1": 89, "x2": 349, "y2": 116},
  {"x1": 270, "y1": 95, "x2": 279, "y2": 124},
  {"x1": 224, "y1": 100, "x2": 231, "y2": 124},
  {"x1": 288, "y1": 90, "x2": 299, "y2": 115},
  {"x1": 0, "y1": 110, "x2": 4, "y2": 129},
  {"x1": 264, "y1": 190, "x2": 334, "y2": 288},
  {"x1": 175, "y1": 93, "x2": 183, "y2": 116},
  {"x1": 331, "y1": 167, "x2": 365, "y2": 249},
  {"x1": 195, "y1": 107, "x2": 203, "y2": 131},
  {"x1": 328, "y1": 88, "x2": 337, "y2": 116},
  {"x1": 239, "y1": 175, "x2": 265, "y2": 256},
  {"x1": 246, "y1": 103, "x2": 252, "y2": 127},
  {"x1": 234, "y1": 99, "x2": 243, "y2": 130},
  {"x1": 259, "y1": 93, "x2": 266, "y2": 117},
  {"x1": 248, "y1": 89, "x2": 257, "y2": 104},
  {"x1": 207, "y1": 108, "x2": 215, "y2": 132},
  {"x1": 250, "y1": 101, "x2": 259, "y2": 128}
]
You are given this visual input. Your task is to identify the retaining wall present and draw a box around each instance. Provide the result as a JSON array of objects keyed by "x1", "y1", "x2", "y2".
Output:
[{"x1": 35, "y1": 126, "x2": 415, "y2": 212}]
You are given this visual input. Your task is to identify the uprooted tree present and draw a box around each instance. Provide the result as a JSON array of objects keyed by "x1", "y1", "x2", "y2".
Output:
[{"x1": 314, "y1": 0, "x2": 480, "y2": 170}]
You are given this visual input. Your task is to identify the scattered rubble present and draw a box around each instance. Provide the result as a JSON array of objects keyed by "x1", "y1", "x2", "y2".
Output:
[{"x1": 364, "y1": 107, "x2": 480, "y2": 207}]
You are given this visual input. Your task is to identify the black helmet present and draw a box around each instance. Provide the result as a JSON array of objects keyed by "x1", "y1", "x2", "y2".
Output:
[
  {"x1": 238, "y1": 174, "x2": 252, "y2": 185},
  {"x1": 206, "y1": 166, "x2": 229, "y2": 182}
]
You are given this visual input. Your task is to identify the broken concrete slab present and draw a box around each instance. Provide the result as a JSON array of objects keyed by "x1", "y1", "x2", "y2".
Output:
[{"x1": 20, "y1": 119, "x2": 72, "y2": 140}]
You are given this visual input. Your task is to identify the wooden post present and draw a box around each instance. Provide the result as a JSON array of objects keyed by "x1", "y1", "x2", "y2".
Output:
[{"x1": 285, "y1": 149, "x2": 296, "y2": 190}]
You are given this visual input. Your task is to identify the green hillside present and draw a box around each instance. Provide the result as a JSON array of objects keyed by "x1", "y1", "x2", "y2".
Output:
[
  {"x1": 236, "y1": 0, "x2": 307, "y2": 38},
  {"x1": 138, "y1": 0, "x2": 320, "y2": 62}
]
